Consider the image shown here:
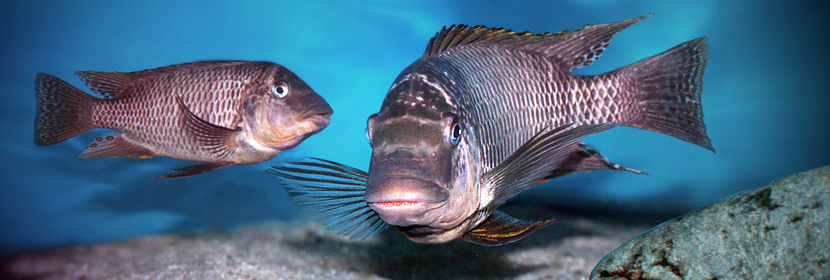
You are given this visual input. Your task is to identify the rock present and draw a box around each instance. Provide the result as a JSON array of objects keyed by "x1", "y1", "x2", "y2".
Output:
[{"x1": 591, "y1": 166, "x2": 830, "y2": 279}]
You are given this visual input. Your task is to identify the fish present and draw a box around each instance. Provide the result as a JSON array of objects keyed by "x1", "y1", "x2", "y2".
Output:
[
  {"x1": 269, "y1": 14, "x2": 711, "y2": 245},
  {"x1": 35, "y1": 61, "x2": 333, "y2": 178}
]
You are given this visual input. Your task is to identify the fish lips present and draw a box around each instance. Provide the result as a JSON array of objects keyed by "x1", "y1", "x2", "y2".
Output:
[
  {"x1": 365, "y1": 176, "x2": 449, "y2": 227},
  {"x1": 295, "y1": 102, "x2": 333, "y2": 128},
  {"x1": 264, "y1": 102, "x2": 332, "y2": 151}
]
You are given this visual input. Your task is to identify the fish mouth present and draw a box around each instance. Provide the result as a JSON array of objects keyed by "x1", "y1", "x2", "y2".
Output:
[
  {"x1": 264, "y1": 103, "x2": 331, "y2": 150},
  {"x1": 298, "y1": 103, "x2": 334, "y2": 119},
  {"x1": 365, "y1": 177, "x2": 449, "y2": 226},
  {"x1": 296, "y1": 103, "x2": 333, "y2": 126}
]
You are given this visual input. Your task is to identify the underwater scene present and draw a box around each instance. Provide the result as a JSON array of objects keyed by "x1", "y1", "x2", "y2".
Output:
[{"x1": 1, "y1": 0, "x2": 828, "y2": 279}]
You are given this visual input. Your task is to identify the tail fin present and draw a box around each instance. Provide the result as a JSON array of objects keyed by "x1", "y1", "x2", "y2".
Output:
[
  {"x1": 34, "y1": 73, "x2": 95, "y2": 146},
  {"x1": 623, "y1": 37, "x2": 713, "y2": 151}
]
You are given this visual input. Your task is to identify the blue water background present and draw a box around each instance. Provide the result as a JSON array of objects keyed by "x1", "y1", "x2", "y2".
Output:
[{"x1": 1, "y1": 0, "x2": 828, "y2": 254}]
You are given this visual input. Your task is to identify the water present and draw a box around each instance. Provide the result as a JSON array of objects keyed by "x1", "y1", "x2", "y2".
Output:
[{"x1": 1, "y1": 0, "x2": 828, "y2": 254}]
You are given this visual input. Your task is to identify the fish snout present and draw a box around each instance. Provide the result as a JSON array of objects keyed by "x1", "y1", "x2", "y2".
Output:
[
  {"x1": 365, "y1": 177, "x2": 449, "y2": 226},
  {"x1": 296, "y1": 102, "x2": 333, "y2": 124}
]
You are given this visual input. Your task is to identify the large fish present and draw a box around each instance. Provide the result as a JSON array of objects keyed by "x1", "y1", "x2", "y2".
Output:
[
  {"x1": 270, "y1": 14, "x2": 711, "y2": 245},
  {"x1": 35, "y1": 61, "x2": 332, "y2": 178}
]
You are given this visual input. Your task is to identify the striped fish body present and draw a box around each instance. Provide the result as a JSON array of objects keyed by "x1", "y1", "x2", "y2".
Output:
[
  {"x1": 389, "y1": 15, "x2": 710, "y2": 176},
  {"x1": 270, "y1": 14, "x2": 711, "y2": 245},
  {"x1": 35, "y1": 61, "x2": 332, "y2": 178}
]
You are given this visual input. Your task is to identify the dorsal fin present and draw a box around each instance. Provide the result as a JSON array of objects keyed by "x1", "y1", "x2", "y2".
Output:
[
  {"x1": 424, "y1": 14, "x2": 652, "y2": 71},
  {"x1": 75, "y1": 61, "x2": 259, "y2": 99},
  {"x1": 74, "y1": 71, "x2": 135, "y2": 99}
]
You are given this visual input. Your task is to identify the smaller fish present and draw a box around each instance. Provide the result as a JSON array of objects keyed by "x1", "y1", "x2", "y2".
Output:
[{"x1": 35, "y1": 61, "x2": 332, "y2": 178}]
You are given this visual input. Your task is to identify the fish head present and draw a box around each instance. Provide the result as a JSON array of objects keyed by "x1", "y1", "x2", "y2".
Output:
[
  {"x1": 241, "y1": 65, "x2": 332, "y2": 151},
  {"x1": 364, "y1": 71, "x2": 481, "y2": 244}
]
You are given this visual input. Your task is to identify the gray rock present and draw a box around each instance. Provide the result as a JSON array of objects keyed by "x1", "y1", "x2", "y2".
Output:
[{"x1": 591, "y1": 165, "x2": 830, "y2": 279}]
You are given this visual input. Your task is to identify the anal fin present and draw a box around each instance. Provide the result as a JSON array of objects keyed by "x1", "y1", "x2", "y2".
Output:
[
  {"x1": 77, "y1": 134, "x2": 156, "y2": 159},
  {"x1": 157, "y1": 162, "x2": 233, "y2": 179},
  {"x1": 462, "y1": 210, "x2": 558, "y2": 246}
]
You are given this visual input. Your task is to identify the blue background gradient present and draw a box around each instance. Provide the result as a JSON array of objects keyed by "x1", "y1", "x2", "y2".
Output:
[{"x1": 1, "y1": 0, "x2": 828, "y2": 254}]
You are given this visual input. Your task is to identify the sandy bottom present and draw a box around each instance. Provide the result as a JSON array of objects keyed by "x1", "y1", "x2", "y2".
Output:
[{"x1": 1, "y1": 208, "x2": 648, "y2": 280}]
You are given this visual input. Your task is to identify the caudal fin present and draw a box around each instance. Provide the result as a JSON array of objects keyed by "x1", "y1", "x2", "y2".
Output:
[
  {"x1": 34, "y1": 73, "x2": 95, "y2": 146},
  {"x1": 623, "y1": 37, "x2": 713, "y2": 151}
]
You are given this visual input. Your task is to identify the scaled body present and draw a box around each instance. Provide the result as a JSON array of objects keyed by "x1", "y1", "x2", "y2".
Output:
[
  {"x1": 272, "y1": 14, "x2": 712, "y2": 245},
  {"x1": 35, "y1": 61, "x2": 332, "y2": 178}
]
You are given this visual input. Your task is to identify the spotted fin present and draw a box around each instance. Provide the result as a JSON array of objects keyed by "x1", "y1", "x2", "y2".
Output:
[
  {"x1": 482, "y1": 124, "x2": 616, "y2": 207},
  {"x1": 268, "y1": 158, "x2": 388, "y2": 240},
  {"x1": 75, "y1": 71, "x2": 137, "y2": 99},
  {"x1": 34, "y1": 73, "x2": 95, "y2": 146},
  {"x1": 77, "y1": 134, "x2": 156, "y2": 159},
  {"x1": 175, "y1": 95, "x2": 239, "y2": 159},
  {"x1": 620, "y1": 37, "x2": 713, "y2": 151},
  {"x1": 157, "y1": 162, "x2": 233, "y2": 179},
  {"x1": 424, "y1": 14, "x2": 651, "y2": 71},
  {"x1": 462, "y1": 210, "x2": 557, "y2": 246},
  {"x1": 545, "y1": 143, "x2": 647, "y2": 179}
]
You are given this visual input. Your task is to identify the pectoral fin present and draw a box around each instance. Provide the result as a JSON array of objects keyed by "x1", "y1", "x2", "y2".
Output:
[
  {"x1": 268, "y1": 158, "x2": 388, "y2": 240},
  {"x1": 175, "y1": 95, "x2": 239, "y2": 159},
  {"x1": 462, "y1": 210, "x2": 558, "y2": 246},
  {"x1": 482, "y1": 123, "x2": 616, "y2": 206}
]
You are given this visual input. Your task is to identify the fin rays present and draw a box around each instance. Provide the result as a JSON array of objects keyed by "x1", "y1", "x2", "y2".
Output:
[
  {"x1": 462, "y1": 210, "x2": 558, "y2": 246},
  {"x1": 34, "y1": 73, "x2": 95, "y2": 146},
  {"x1": 482, "y1": 123, "x2": 616, "y2": 206},
  {"x1": 623, "y1": 37, "x2": 713, "y2": 151},
  {"x1": 424, "y1": 14, "x2": 652, "y2": 71},
  {"x1": 174, "y1": 95, "x2": 239, "y2": 158},
  {"x1": 268, "y1": 158, "x2": 387, "y2": 240}
]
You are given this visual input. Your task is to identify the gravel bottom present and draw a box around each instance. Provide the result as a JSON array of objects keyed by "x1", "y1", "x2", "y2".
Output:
[{"x1": 1, "y1": 211, "x2": 647, "y2": 280}]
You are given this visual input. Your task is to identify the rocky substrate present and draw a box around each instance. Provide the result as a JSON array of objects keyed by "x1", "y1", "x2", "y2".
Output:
[
  {"x1": 592, "y1": 165, "x2": 830, "y2": 279},
  {"x1": 5, "y1": 166, "x2": 828, "y2": 280},
  {"x1": 1, "y1": 209, "x2": 645, "y2": 280}
]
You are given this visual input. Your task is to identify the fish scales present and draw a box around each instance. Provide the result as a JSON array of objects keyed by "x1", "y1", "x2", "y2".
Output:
[
  {"x1": 36, "y1": 61, "x2": 332, "y2": 178},
  {"x1": 270, "y1": 14, "x2": 712, "y2": 245},
  {"x1": 424, "y1": 46, "x2": 632, "y2": 171},
  {"x1": 90, "y1": 64, "x2": 269, "y2": 161}
]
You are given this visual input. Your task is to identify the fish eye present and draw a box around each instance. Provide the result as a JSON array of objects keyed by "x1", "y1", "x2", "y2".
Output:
[
  {"x1": 449, "y1": 119, "x2": 462, "y2": 145},
  {"x1": 270, "y1": 82, "x2": 290, "y2": 98},
  {"x1": 366, "y1": 114, "x2": 377, "y2": 147}
]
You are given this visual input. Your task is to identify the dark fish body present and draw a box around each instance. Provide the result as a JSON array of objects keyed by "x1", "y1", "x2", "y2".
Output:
[
  {"x1": 271, "y1": 14, "x2": 712, "y2": 245},
  {"x1": 35, "y1": 61, "x2": 332, "y2": 178}
]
